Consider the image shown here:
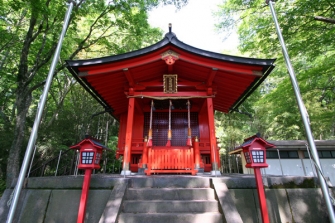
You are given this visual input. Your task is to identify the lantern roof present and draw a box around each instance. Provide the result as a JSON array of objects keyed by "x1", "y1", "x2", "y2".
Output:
[
  {"x1": 230, "y1": 134, "x2": 275, "y2": 154},
  {"x1": 66, "y1": 29, "x2": 276, "y2": 120},
  {"x1": 70, "y1": 137, "x2": 110, "y2": 151}
]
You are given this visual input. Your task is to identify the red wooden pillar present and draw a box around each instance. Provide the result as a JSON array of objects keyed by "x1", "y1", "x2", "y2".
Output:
[
  {"x1": 193, "y1": 136, "x2": 200, "y2": 169},
  {"x1": 77, "y1": 169, "x2": 92, "y2": 223},
  {"x1": 123, "y1": 97, "x2": 135, "y2": 174},
  {"x1": 206, "y1": 98, "x2": 220, "y2": 174},
  {"x1": 254, "y1": 168, "x2": 270, "y2": 223}
]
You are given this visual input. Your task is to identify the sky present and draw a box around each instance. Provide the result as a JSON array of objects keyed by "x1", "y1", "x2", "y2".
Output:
[{"x1": 148, "y1": 0, "x2": 239, "y2": 54}]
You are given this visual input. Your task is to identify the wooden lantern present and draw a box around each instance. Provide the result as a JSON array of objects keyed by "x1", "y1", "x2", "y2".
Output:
[{"x1": 70, "y1": 137, "x2": 107, "y2": 169}]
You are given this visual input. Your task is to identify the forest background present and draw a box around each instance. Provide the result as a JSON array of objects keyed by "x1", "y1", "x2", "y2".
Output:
[{"x1": 0, "y1": 0, "x2": 334, "y2": 192}]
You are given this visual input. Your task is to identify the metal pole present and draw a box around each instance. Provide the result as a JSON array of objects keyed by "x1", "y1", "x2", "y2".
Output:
[
  {"x1": 305, "y1": 143, "x2": 316, "y2": 177},
  {"x1": 105, "y1": 120, "x2": 109, "y2": 146},
  {"x1": 103, "y1": 120, "x2": 109, "y2": 174},
  {"x1": 112, "y1": 159, "x2": 115, "y2": 174},
  {"x1": 55, "y1": 150, "x2": 62, "y2": 176},
  {"x1": 299, "y1": 150, "x2": 307, "y2": 177},
  {"x1": 267, "y1": 1, "x2": 335, "y2": 221},
  {"x1": 27, "y1": 146, "x2": 37, "y2": 178},
  {"x1": 277, "y1": 149, "x2": 284, "y2": 175},
  {"x1": 6, "y1": 2, "x2": 75, "y2": 222},
  {"x1": 103, "y1": 154, "x2": 107, "y2": 174},
  {"x1": 213, "y1": 146, "x2": 217, "y2": 177},
  {"x1": 118, "y1": 159, "x2": 121, "y2": 173},
  {"x1": 75, "y1": 150, "x2": 80, "y2": 176},
  {"x1": 236, "y1": 155, "x2": 239, "y2": 173},
  {"x1": 228, "y1": 156, "x2": 231, "y2": 173}
]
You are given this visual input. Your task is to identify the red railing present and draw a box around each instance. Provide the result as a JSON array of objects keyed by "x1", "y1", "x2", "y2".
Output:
[{"x1": 145, "y1": 147, "x2": 197, "y2": 175}]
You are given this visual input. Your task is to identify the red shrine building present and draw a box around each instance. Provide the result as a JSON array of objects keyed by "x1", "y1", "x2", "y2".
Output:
[{"x1": 66, "y1": 27, "x2": 275, "y2": 175}]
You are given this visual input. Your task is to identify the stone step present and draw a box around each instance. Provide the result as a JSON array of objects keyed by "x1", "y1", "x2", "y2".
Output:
[
  {"x1": 129, "y1": 177, "x2": 210, "y2": 188},
  {"x1": 125, "y1": 188, "x2": 216, "y2": 200},
  {"x1": 118, "y1": 212, "x2": 223, "y2": 223},
  {"x1": 122, "y1": 200, "x2": 219, "y2": 213}
]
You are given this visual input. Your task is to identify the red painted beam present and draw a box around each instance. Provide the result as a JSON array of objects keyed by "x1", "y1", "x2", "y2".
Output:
[
  {"x1": 136, "y1": 80, "x2": 205, "y2": 87},
  {"x1": 127, "y1": 91, "x2": 214, "y2": 98},
  {"x1": 131, "y1": 81, "x2": 209, "y2": 92}
]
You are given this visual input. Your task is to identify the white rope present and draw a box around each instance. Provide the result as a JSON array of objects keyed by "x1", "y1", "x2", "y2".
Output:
[
  {"x1": 306, "y1": 144, "x2": 335, "y2": 205},
  {"x1": 186, "y1": 100, "x2": 192, "y2": 146},
  {"x1": 7, "y1": 189, "x2": 15, "y2": 207},
  {"x1": 128, "y1": 95, "x2": 214, "y2": 100},
  {"x1": 149, "y1": 100, "x2": 153, "y2": 130},
  {"x1": 147, "y1": 100, "x2": 154, "y2": 147},
  {"x1": 168, "y1": 100, "x2": 172, "y2": 132},
  {"x1": 187, "y1": 100, "x2": 191, "y2": 130}
]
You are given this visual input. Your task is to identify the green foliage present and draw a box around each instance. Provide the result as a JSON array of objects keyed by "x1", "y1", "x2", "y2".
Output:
[
  {"x1": 215, "y1": 0, "x2": 335, "y2": 152},
  {"x1": 0, "y1": 0, "x2": 189, "y2": 186}
]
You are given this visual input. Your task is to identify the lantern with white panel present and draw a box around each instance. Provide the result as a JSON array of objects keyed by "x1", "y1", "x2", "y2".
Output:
[
  {"x1": 79, "y1": 148, "x2": 101, "y2": 169},
  {"x1": 243, "y1": 144, "x2": 268, "y2": 168},
  {"x1": 70, "y1": 136, "x2": 110, "y2": 223},
  {"x1": 232, "y1": 134, "x2": 275, "y2": 223}
]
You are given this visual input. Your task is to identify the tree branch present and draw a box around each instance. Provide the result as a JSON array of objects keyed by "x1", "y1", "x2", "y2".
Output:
[
  {"x1": 67, "y1": 6, "x2": 114, "y2": 60},
  {"x1": 314, "y1": 16, "x2": 335, "y2": 24}
]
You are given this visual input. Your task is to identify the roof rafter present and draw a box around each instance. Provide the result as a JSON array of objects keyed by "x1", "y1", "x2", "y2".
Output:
[
  {"x1": 206, "y1": 68, "x2": 218, "y2": 87},
  {"x1": 123, "y1": 68, "x2": 135, "y2": 87}
]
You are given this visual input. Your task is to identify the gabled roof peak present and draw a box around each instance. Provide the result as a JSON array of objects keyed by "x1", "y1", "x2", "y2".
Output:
[
  {"x1": 164, "y1": 23, "x2": 177, "y2": 41},
  {"x1": 164, "y1": 32, "x2": 177, "y2": 41}
]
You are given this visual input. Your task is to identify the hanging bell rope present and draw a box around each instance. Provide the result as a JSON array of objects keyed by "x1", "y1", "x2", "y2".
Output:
[
  {"x1": 166, "y1": 100, "x2": 172, "y2": 147},
  {"x1": 186, "y1": 100, "x2": 192, "y2": 146},
  {"x1": 147, "y1": 100, "x2": 154, "y2": 147}
]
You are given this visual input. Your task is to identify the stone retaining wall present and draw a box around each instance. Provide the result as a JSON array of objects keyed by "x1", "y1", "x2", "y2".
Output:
[{"x1": 0, "y1": 175, "x2": 332, "y2": 223}]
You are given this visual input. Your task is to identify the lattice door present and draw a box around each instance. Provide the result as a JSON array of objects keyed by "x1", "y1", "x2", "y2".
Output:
[{"x1": 144, "y1": 112, "x2": 199, "y2": 146}]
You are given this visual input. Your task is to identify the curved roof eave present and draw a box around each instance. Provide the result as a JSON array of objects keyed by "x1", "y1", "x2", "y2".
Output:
[
  {"x1": 66, "y1": 32, "x2": 276, "y2": 70},
  {"x1": 229, "y1": 63, "x2": 276, "y2": 112},
  {"x1": 66, "y1": 34, "x2": 173, "y2": 69},
  {"x1": 169, "y1": 34, "x2": 275, "y2": 67}
]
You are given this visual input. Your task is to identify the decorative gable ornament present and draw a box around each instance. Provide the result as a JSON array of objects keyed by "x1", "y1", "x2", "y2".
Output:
[{"x1": 161, "y1": 50, "x2": 179, "y2": 65}]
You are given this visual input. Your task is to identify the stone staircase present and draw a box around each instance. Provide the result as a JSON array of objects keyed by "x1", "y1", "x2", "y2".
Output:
[{"x1": 117, "y1": 177, "x2": 223, "y2": 223}]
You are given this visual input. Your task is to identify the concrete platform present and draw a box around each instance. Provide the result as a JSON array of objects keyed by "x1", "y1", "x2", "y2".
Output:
[{"x1": 0, "y1": 174, "x2": 331, "y2": 223}]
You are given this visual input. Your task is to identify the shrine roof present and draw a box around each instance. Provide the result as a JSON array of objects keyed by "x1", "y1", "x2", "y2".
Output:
[{"x1": 66, "y1": 31, "x2": 276, "y2": 120}]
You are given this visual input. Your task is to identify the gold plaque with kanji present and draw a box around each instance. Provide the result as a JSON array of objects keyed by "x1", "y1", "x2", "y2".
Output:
[{"x1": 163, "y1": 74, "x2": 178, "y2": 93}]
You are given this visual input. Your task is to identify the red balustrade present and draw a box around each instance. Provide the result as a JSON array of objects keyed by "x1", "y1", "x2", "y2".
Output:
[{"x1": 145, "y1": 147, "x2": 197, "y2": 175}]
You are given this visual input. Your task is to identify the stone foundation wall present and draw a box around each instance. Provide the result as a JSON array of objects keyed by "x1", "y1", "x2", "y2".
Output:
[{"x1": 0, "y1": 175, "x2": 332, "y2": 223}]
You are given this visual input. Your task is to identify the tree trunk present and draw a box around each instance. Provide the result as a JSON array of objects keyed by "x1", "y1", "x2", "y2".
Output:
[
  {"x1": 5, "y1": 13, "x2": 37, "y2": 188},
  {"x1": 6, "y1": 88, "x2": 32, "y2": 188}
]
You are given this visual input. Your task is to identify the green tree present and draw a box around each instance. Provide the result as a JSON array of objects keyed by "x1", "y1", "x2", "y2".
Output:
[
  {"x1": 215, "y1": 0, "x2": 335, "y2": 145},
  {"x1": 0, "y1": 0, "x2": 188, "y2": 187}
]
